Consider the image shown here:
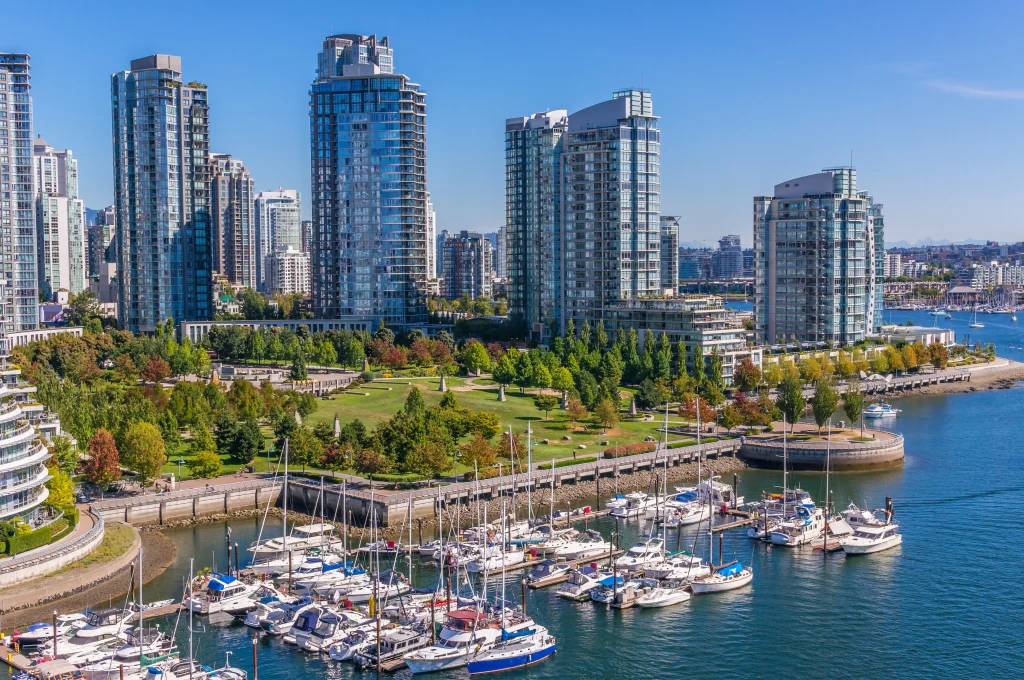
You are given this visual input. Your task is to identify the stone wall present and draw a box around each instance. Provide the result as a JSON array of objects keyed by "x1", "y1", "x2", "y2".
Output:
[{"x1": 739, "y1": 434, "x2": 904, "y2": 470}]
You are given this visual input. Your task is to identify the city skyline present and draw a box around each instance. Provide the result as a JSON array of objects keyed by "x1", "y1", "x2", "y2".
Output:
[{"x1": 6, "y1": 1, "x2": 1024, "y2": 247}]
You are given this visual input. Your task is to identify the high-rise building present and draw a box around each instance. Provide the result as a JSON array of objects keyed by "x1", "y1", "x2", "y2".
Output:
[
  {"x1": 425, "y1": 192, "x2": 437, "y2": 280},
  {"x1": 265, "y1": 245, "x2": 311, "y2": 296},
  {"x1": 713, "y1": 234, "x2": 743, "y2": 279},
  {"x1": 310, "y1": 34, "x2": 427, "y2": 327},
  {"x1": 504, "y1": 110, "x2": 567, "y2": 336},
  {"x1": 0, "y1": 54, "x2": 39, "y2": 330},
  {"x1": 111, "y1": 55, "x2": 212, "y2": 333},
  {"x1": 87, "y1": 206, "x2": 117, "y2": 303},
  {"x1": 435, "y1": 229, "x2": 449, "y2": 281},
  {"x1": 33, "y1": 136, "x2": 86, "y2": 298},
  {"x1": 494, "y1": 224, "x2": 508, "y2": 279},
  {"x1": 301, "y1": 219, "x2": 313, "y2": 253},
  {"x1": 659, "y1": 216, "x2": 680, "y2": 294},
  {"x1": 754, "y1": 167, "x2": 884, "y2": 344},
  {"x1": 210, "y1": 153, "x2": 256, "y2": 289},
  {"x1": 254, "y1": 189, "x2": 301, "y2": 292},
  {"x1": 440, "y1": 231, "x2": 492, "y2": 300},
  {"x1": 884, "y1": 252, "x2": 902, "y2": 278}
]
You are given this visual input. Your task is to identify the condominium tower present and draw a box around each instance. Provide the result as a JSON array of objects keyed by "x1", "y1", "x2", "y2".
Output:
[
  {"x1": 440, "y1": 230, "x2": 492, "y2": 300},
  {"x1": 425, "y1": 191, "x2": 437, "y2": 280},
  {"x1": 753, "y1": 167, "x2": 884, "y2": 344},
  {"x1": 659, "y1": 216, "x2": 680, "y2": 295},
  {"x1": 210, "y1": 153, "x2": 256, "y2": 289},
  {"x1": 714, "y1": 234, "x2": 743, "y2": 279},
  {"x1": 265, "y1": 245, "x2": 311, "y2": 296},
  {"x1": 310, "y1": 34, "x2": 427, "y2": 327},
  {"x1": 0, "y1": 54, "x2": 39, "y2": 330},
  {"x1": 111, "y1": 55, "x2": 212, "y2": 333},
  {"x1": 255, "y1": 189, "x2": 300, "y2": 291},
  {"x1": 33, "y1": 136, "x2": 86, "y2": 297}
]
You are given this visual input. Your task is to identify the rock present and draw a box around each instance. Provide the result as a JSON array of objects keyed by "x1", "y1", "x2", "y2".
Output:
[
  {"x1": 541, "y1": 439, "x2": 550, "y2": 445},
  {"x1": 562, "y1": 435, "x2": 572, "y2": 441},
  {"x1": 577, "y1": 444, "x2": 587, "y2": 450}
]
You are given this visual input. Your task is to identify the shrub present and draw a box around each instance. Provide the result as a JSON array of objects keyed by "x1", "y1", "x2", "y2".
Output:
[
  {"x1": 602, "y1": 442, "x2": 656, "y2": 459},
  {"x1": 368, "y1": 472, "x2": 427, "y2": 483},
  {"x1": 360, "y1": 370, "x2": 378, "y2": 383},
  {"x1": 463, "y1": 467, "x2": 500, "y2": 481},
  {"x1": 188, "y1": 450, "x2": 223, "y2": 478},
  {"x1": 538, "y1": 456, "x2": 597, "y2": 470},
  {"x1": 6, "y1": 524, "x2": 53, "y2": 555}
]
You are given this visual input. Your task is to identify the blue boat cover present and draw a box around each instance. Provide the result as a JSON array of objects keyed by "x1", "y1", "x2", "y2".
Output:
[
  {"x1": 597, "y1": 575, "x2": 624, "y2": 587},
  {"x1": 208, "y1": 574, "x2": 237, "y2": 591},
  {"x1": 501, "y1": 627, "x2": 536, "y2": 641},
  {"x1": 717, "y1": 562, "x2": 743, "y2": 577}
]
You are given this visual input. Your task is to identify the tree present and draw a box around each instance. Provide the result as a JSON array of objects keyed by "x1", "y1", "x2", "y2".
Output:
[
  {"x1": 406, "y1": 434, "x2": 454, "y2": 477},
  {"x1": 843, "y1": 379, "x2": 865, "y2": 436},
  {"x1": 143, "y1": 355, "x2": 171, "y2": 384},
  {"x1": 353, "y1": 446, "x2": 393, "y2": 475},
  {"x1": 191, "y1": 423, "x2": 217, "y2": 453},
  {"x1": 84, "y1": 429, "x2": 121, "y2": 486},
  {"x1": 551, "y1": 367, "x2": 574, "y2": 403},
  {"x1": 66, "y1": 289, "x2": 102, "y2": 326},
  {"x1": 693, "y1": 348, "x2": 706, "y2": 385},
  {"x1": 46, "y1": 470, "x2": 76, "y2": 508},
  {"x1": 565, "y1": 399, "x2": 588, "y2": 432},
  {"x1": 594, "y1": 398, "x2": 618, "y2": 431},
  {"x1": 120, "y1": 422, "x2": 167, "y2": 485},
  {"x1": 533, "y1": 364, "x2": 552, "y2": 392},
  {"x1": 188, "y1": 450, "x2": 222, "y2": 478},
  {"x1": 799, "y1": 357, "x2": 822, "y2": 383},
  {"x1": 775, "y1": 372, "x2": 805, "y2": 433},
  {"x1": 439, "y1": 389, "x2": 459, "y2": 409},
  {"x1": 229, "y1": 419, "x2": 264, "y2": 465},
  {"x1": 405, "y1": 387, "x2": 426, "y2": 414},
  {"x1": 836, "y1": 352, "x2": 857, "y2": 379},
  {"x1": 928, "y1": 342, "x2": 949, "y2": 369},
  {"x1": 470, "y1": 411, "x2": 501, "y2": 439},
  {"x1": 460, "y1": 433, "x2": 497, "y2": 469},
  {"x1": 870, "y1": 352, "x2": 890, "y2": 375},
  {"x1": 459, "y1": 340, "x2": 491, "y2": 374},
  {"x1": 492, "y1": 355, "x2": 517, "y2": 389},
  {"x1": 317, "y1": 340, "x2": 338, "y2": 367},
  {"x1": 762, "y1": 362, "x2": 783, "y2": 388},
  {"x1": 719, "y1": 403, "x2": 741, "y2": 433},
  {"x1": 634, "y1": 379, "x2": 662, "y2": 410},
  {"x1": 290, "y1": 352, "x2": 308, "y2": 381},
  {"x1": 312, "y1": 420, "x2": 336, "y2": 446},
  {"x1": 810, "y1": 378, "x2": 839, "y2": 432},
  {"x1": 49, "y1": 435, "x2": 79, "y2": 476},
  {"x1": 708, "y1": 348, "x2": 724, "y2": 388},
  {"x1": 534, "y1": 394, "x2": 559, "y2": 419},
  {"x1": 113, "y1": 354, "x2": 139, "y2": 385},
  {"x1": 290, "y1": 427, "x2": 324, "y2": 472},
  {"x1": 733, "y1": 357, "x2": 762, "y2": 393}
]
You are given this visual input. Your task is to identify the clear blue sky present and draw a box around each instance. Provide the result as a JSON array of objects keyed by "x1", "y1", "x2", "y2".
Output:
[{"x1": 4, "y1": 0, "x2": 1023, "y2": 246}]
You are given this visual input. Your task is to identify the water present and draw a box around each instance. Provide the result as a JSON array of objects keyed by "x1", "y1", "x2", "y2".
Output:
[
  {"x1": 885, "y1": 307, "x2": 1024, "y2": 358},
  {"x1": 7, "y1": 387, "x2": 1023, "y2": 679}
]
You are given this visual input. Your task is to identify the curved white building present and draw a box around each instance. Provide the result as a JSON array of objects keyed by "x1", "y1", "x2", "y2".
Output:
[{"x1": 0, "y1": 348, "x2": 52, "y2": 523}]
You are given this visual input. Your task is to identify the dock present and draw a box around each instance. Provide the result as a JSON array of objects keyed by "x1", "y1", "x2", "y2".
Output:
[
  {"x1": 0, "y1": 642, "x2": 34, "y2": 674},
  {"x1": 483, "y1": 549, "x2": 623, "y2": 578},
  {"x1": 130, "y1": 602, "x2": 183, "y2": 622},
  {"x1": 711, "y1": 509, "x2": 754, "y2": 533}
]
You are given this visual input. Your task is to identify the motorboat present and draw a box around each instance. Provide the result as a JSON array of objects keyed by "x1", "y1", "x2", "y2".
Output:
[
  {"x1": 928, "y1": 308, "x2": 946, "y2": 316},
  {"x1": 522, "y1": 526, "x2": 577, "y2": 555},
  {"x1": 643, "y1": 551, "x2": 710, "y2": 582},
  {"x1": 636, "y1": 585, "x2": 691, "y2": 609},
  {"x1": 434, "y1": 542, "x2": 481, "y2": 566},
  {"x1": 328, "y1": 627, "x2": 381, "y2": 661},
  {"x1": 610, "y1": 578, "x2": 659, "y2": 609},
  {"x1": 660, "y1": 497, "x2": 711, "y2": 527},
  {"x1": 358, "y1": 539, "x2": 402, "y2": 555},
  {"x1": 842, "y1": 502, "x2": 887, "y2": 529},
  {"x1": 610, "y1": 492, "x2": 655, "y2": 519},
  {"x1": 14, "y1": 613, "x2": 88, "y2": 647},
  {"x1": 674, "y1": 478, "x2": 744, "y2": 509},
  {"x1": 266, "y1": 553, "x2": 343, "y2": 581},
  {"x1": 524, "y1": 559, "x2": 572, "y2": 588},
  {"x1": 614, "y1": 538, "x2": 664, "y2": 571},
  {"x1": 74, "y1": 608, "x2": 135, "y2": 640},
  {"x1": 248, "y1": 523, "x2": 336, "y2": 561},
  {"x1": 295, "y1": 566, "x2": 368, "y2": 596},
  {"x1": 243, "y1": 595, "x2": 312, "y2": 632},
  {"x1": 590, "y1": 577, "x2": 635, "y2": 605},
  {"x1": 343, "y1": 574, "x2": 412, "y2": 605},
  {"x1": 79, "y1": 629, "x2": 176, "y2": 680},
  {"x1": 690, "y1": 561, "x2": 754, "y2": 594},
  {"x1": 769, "y1": 506, "x2": 826, "y2": 547},
  {"x1": 188, "y1": 576, "x2": 278, "y2": 616},
  {"x1": 864, "y1": 403, "x2": 901, "y2": 418},
  {"x1": 403, "y1": 609, "x2": 516, "y2": 674},
  {"x1": 466, "y1": 626, "x2": 556, "y2": 675},
  {"x1": 354, "y1": 626, "x2": 430, "y2": 670},
  {"x1": 552, "y1": 530, "x2": 612, "y2": 561},
  {"x1": 283, "y1": 605, "x2": 324, "y2": 645},
  {"x1": 261, "y1": 599, "x2": 319, "y2": 637},
  {"x1": 841, "y1": 505, "x2": 902, "y2": 555},
  {"x1": 297, "y1": 610, "x2": 374, "y2": 652},
  {"x1": 554, "y1": 565, "x2": 612, "y2": 602},
  {"x1": 417, "y1": 539, "x2": 444, "y2": 556},
  {"x1": 465, "y1": 545, "x2": 525, "y2": 573}
]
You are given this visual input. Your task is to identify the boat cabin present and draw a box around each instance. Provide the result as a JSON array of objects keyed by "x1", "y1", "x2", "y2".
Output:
[
  {"x1": 85, "y1": 608, "x2": 124, "y2": 628},
  {"x1": 205, "y1": 575, "x2": 249, "y2": 601}
]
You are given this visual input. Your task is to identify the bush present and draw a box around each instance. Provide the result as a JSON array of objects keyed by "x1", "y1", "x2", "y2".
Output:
[
  {"x1": 538, "y1": 456, "x2": 597, "y2": 470},
  {"x1": 602, "y1": 442, "x2": 656, "y2": 459},
  {"x1": 360, "y1": 370, "x2": 378, "y2": 383},
  {"x1": 6, "y1": 524, "x2": 53, "y2": 555},
  {"x1": 368, "y1": 472, "x2": 427, "y2": 483},
  {"x1": 188, "y1": 450, "x2": 223, "y2": 479},
  {"x1": 463, "y1": 467, "x2": 500, "y2": 481}
]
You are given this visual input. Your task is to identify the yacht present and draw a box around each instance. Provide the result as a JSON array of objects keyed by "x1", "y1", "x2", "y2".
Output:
[
  {"x1": 297, "y1": 610, "x2": 374, "y2": 653},
  {"x1": 295, "y1": 566, "x2": 368, "y2": 596},
  {"x1": 554, "y1": 566, "x2": 612, "y2": 602},
  {"x1": 466, "y1": 626, "x2": 556, "y2": 675},
  {"x1": 643, "y1": 552, "x2": 710, "y2": 582},
  {"x1": 248, "y1": 523, "x2": 336, "y2": 562},
  {"x1": 261, "y1": 599, "x2": 319, "y2": 637},
  {"x1": 769, "y1": 506, "x2": 827, "y2": 547},
  {"x1": 417, "y1": 539, "x2": 444, "y2": 556},
  {"x1": 864, "y1": 403, "x2": 901, "y2": 418},
  {"x1": 343, "y1": 575, "x2": 412, "y2": 604},
  {"x1": 590, "y1": 578, "x2": 638, "y2": 605},
  {"x1": 328, "y1": 627, "x2": 383, "y2": 661},
  {"x1": 354, "y1": 626, "x2": 431, "y2": 670},
  {"x1": 635, "y1": 585, "x2": 691, "y2": 609},
  {"x1": 358, "y1": 539, "x2": 402, "y2": 556},
  {"x1": 187, "y1": 576, "x2": 274, "y2": 615},
  {"x1": 243, "y1": 595, "x2": 312, "y2": 631},
  {"x1": 14, "y1": 613, "x2": 88, "y2": 647},
  {"x1": 841, "y1": 508, "x2": 902, "y2": 555},
  {"x1": 404, "y1": 609, "x2": 524, "y2": 674},
  {"x1": 79, "y1": 629, "x2": 176, "y2": 680},
  {"x1": 552, "y1": 530, "x2": 612, "y2": 561},
  {"x1": 690, "y1": 561, "x2": 754, "y2": 594},
  {"x1": 75, "y1": 608, "x2": 135, "y2": 640},
  {"x1": 466, "y1": 545, "x2": 525, "y2": 573},
  {"x1": 526, "y1": 526, "x2": 577, "y2": 555},
  {"x1": 267, "y1": 554, "x2": 344, "y2": 581},
  {"x1": 283, "y1": 605, "x2": 324, "y2": 645},
  {"x1": 524, "y1": 560, "x2": 572, "y2": 588},
  {"x1": 614, "y1": 538, "x2": 665, "y2": 571},
  {"x1": 610, "y1": 492, "x2": 656, "y2": 519}
]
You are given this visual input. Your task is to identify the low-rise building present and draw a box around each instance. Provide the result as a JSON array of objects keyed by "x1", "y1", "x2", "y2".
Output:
[
  {"x1": 265, "y1": 246, "x2": 310, "y2": 297},
  {"x1": 877, "y1": 325, "x2": 956, "y2": 347}
]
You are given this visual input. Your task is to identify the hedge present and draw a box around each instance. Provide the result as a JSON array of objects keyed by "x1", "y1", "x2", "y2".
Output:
[
  {"x1": 602, "y1": 443, "x2": 656, "y2": 459},
  {"x1": 5, "y1": 524, "x2": 53, "y2": 556},
  {"x1": 538, "y1": 456, "x2": 597, "y2": 470},
  {"x1": 368, "y1": 472, "x2": 428, "y2": 483}
]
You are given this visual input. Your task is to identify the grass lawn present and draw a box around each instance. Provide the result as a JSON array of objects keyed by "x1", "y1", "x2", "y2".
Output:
[
  {"x1": 160, "y1": 430, "x2": 280, "y2": 481},
  {"x1": 66, "y1": 522, "x2": 135, "y2": 569},
  {"x1": 307, "y1": 380, "x2": 692, "y2": 469}
]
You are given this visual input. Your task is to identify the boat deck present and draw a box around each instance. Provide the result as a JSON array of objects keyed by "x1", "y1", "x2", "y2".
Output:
[{"x1": 484, "y1": 550, "x2": 623, "y2": 578}]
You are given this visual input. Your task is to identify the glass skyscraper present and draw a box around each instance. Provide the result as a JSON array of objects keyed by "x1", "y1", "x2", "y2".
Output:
[
  {"x1": 310, "y1": 34, "x2": 427, "y2": 327},
  {"x1": 0, "y1": 53, "x2": 39, "y2": 331},
  {"x1": 34, "y1": 136, "x2": 86, "y2": 297},
  {"x1": 210, "y1": 153, "x2": 256, "y2": 290},
  {"x1": 753, "y1": 167, "x2": 884, "y2": 344},
  {"x1": 111, "y1": 55, "x2": 212, "y2": 333}
]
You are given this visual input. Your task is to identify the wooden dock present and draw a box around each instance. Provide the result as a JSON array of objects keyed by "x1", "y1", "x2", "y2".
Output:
[
  {"x1": 130, "y1": 602, "x2": 183, "y2": 622},
  {"x1": 483, "y1": 549, "x2": 623, "y2": 578},
  {"x1": 712, "y1": 508, "x2": 754, "y2": 533},
  {"x1": 0, "y1": 642, "x2": 34, "y2": 673}
]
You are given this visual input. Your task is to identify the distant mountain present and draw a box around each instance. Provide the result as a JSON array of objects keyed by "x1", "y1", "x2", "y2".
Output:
[{"x1": 888, "y1": 238, "x2": 988, "y2": 249}]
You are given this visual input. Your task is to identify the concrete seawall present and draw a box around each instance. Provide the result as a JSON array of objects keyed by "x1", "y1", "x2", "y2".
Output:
[
  {"x1": 738, "y1": 434, "x2": 905, "y2": 471},
  {"x1": 91, "y1": 479, "x2": 282, "y2": 526}
]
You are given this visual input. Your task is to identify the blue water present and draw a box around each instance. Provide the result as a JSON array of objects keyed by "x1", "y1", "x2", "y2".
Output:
[{"x1": 7, "y1": 356, "x2": 1024, "y2": 678}]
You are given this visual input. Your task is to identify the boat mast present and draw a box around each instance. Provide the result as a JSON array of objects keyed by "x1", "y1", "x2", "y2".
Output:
[
  {"x1": 138, "y1": 542, "x2": 143, "y2": 670},
  {"x1": 188, "y1": 557, "x2": 194, "y2": 680},
  {"x1": 696, "y1": 396, "x2": 702, "y2": 505},
  {"x1": 408, "y1": 495, "x2": 414, "y2": 585},
  {"x1": 527, "y1": 421, "x2": 532, "y2": 522},
  {"x1": 342, "y1": 480, "x2": 348, "y2": 568},
  {"x1": 500, "y1": 499, "x2": 507, "y2": 629},
  {"x1": 549, "y1": 451, "x2": 555, "y2": 524},
  {"x1": 782, "y1": 414, "x2": 788, "y2": 514},
  {"x1": 283, "y1": 438, "x2": 289, "y2": 550},
  {"x1": 824, "y1": 421, "x2": 831, "y2": 559}
]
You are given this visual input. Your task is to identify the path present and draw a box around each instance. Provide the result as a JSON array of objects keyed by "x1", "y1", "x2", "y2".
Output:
[{"x1": 0, "y1": 505, "x2": 94, "y2": 568}]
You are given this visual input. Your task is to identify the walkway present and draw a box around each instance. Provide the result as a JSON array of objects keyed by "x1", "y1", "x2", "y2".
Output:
[{"x1": 0, "y1": 504, "x2": 94, "y2": 568}]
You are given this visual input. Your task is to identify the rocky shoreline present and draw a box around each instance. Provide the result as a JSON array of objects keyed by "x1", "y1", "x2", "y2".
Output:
[{"x1": 882, "y1": 360, "x2": 1024, "y2": 399}]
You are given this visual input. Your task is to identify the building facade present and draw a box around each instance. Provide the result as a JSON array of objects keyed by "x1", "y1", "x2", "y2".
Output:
[
  {"x1": 310, "y1": 34, "x2": 427, "y2": 327},
  {"x1": 754, "y1": 167, "x2": 884, "y2": 345},
  {"x1": 713, "y1": 234, "x2": 743, "y2": 279},
  {"x1": 265, "y1": 245, "x2": 311, "y2": 296},
  {"x1": 0, "y1": 54, "x2": 39, "y2": 330},
  {"x1": 494, "y1": 224, "x2": 508, "y2": 280},
  {"x1": 87, "y1": 205, "x2": 116, "y2": 278},
  {"x1": 659, "y1": 216, "x2": 680, "y2": 294},
  {"x1": 884, "y1": 252, "x2": 902, "y2": 278},
  {"x1": 440, "y1": 230, "x2": 492, "y2": 300},
  {"x1": 33, "y1": 136, "x2": 86, "y2": 298},
  {"x1": 210, "y1": 153, "x2": 256, "y2": 289},
  {"x1": 425, "y1": 191, "x2": 437, "y2": 280},
  {"x1": 254, "y1": 189, "x2": 301, "y2": 292},
  {"x1": 111, "y1": 55, "x2": 212, "y2": 333}
]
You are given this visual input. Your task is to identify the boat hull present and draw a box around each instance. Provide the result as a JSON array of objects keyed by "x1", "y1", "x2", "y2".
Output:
[
  {"x1": 467, "y1": 643, "x2": 555, "y2": 675},
  {"x1": 636, "y1": 591, "x2": 691, "y2": 608},
  {"x1": 690, "y1": 570, "x2": 753, "y2": 594},
  {"x1": 842, "y1": 534, "x2": 902, "y2": 555}
]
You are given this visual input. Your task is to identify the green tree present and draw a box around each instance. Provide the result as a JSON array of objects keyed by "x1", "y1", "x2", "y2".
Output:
[
  {"x1": 708, "y1": 348, "x2": 724, "y2": 388},
  {"x1": 843, "y1": 379, "x2": 865, "y2": 436},
  {"x1": 49, "y1": 435, "x2": 79, "y2": 476},
  {"x1": 775, "y1": 372, "x2": 805, "y2": 433},
  {"x1": 290, "y1": 352, "x2": 308, "y2": 381},
  {"x1": 290, "y1": 427, "x2": 324, "y2": 472},
  {"x1": 762, "y1": 362, "x2": 783, "y2": 387},
  {"x1": 928, "y1": 342, "x2": 949, "y2": 369},
  {"x1": 65, "y1": 289, "x2": 102, "y2": 326},
  {"x1": 405, "y1": 387, "x2": 426, "y2": 414},
  {"x1": 693, "y1": 348, "x2": 706, "y2": 385},
  {"x1": 810, "y1": 378, "x2": 839, "y2": 432},
  {"x1": 459, "y1": 432, "x2": 497, "y2": 469},
  {"x1": 799, "y1": 357, "x2": 822, "y2": 383},
  {"x1": 230, "y1": 419, "x2": 264, "y2": 465},
  {"x1": 533, "y1": 364, "x2": 552, "y2": 392},
  {"x1": 459, "y1": 340, "x2": 491, "y2": 374},
  {"x1": 120, "y1": 422, "x2": 167, "y2": 485},
  {"x1": 406, "y1": 433, "x2": 454, "y2": 477},
  {"x1": 733, "y1": 357, "x2": 762, "y2": 392},
  {"x1": 565, "y1": 399, "x2": 588, "y2": 432},
  {"x1": 492, "y1": 354, "x2": 517, "y2": 388},
  {"x1": 248, "y1": 330, "x2": 266, "y2": 365},
  {"x1": 191, "y1": 423, "x2": 216, "y2": 453},
  {"x1": 593, "y1": 397, "x2": 619, "y2": 431},
  {"x1": 84, "y1": 428, "x2": 121, "y2": 486},
  {"x1": 634, "y1": 379, "x2": 662, "y2": 410},
  {"x1": 551, "y1": 367, "x2": 574, "y2": 403},
  {"x1": 719, "y1": 403, "x2": 741, "y2": 433},
  {"x1": 439, "y1": 389, "x2": 459, "y2": 409},
  {"x1": 188, "y1": 450, "x2": 222, "y2": 479},
  {"x1": 46, "y1": 470, "x2": 76, "y2": 508},
  {"x1": 534, "y1": 393, "x2": 559, "y2": 419}
]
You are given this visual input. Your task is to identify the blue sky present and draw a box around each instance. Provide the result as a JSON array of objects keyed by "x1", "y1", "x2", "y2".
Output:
[{"x1": 4, "y1": 0, "x2": 1024, "y2": 246}]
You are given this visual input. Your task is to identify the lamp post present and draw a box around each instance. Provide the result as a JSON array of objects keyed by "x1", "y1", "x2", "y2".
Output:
[{"x1": 177, "y1": 459, "x2": 185, "y2": 482}]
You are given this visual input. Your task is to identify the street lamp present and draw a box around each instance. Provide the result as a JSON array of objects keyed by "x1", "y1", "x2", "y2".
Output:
[{"x1": 177, "y1": 458, "x2": 185, "y2": 482}]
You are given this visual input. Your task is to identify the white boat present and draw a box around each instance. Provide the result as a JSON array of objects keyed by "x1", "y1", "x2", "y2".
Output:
[
  {"x1": 243, "y1": 595, "x2": 312, "y2": 631},
  {"x1": 526, "y1": 526, "x2": 578, "y2": 555},
  {"x1": 841, "y1": 501, "x2": 902, "y2": 555},
  {"x1": 358, "y1": 538, "x2": 402, "y2": 555},
  {"x1": 79, "y1": 629, "x2": 176, "y2": 680},
  {"x1": 609, "y1": 492, "x2": 655, "y2": 519},
  {"x1": 969, "y1": 306, "x2": 985, "y2": 328},
  {"x1": 343, "y1": 576, "x2": 412, "y2": 605},
  {"x1": 636, "y1": 586, "x2": 691, "y2": 608},
  {"x1": 614, "y1": 538, "x2": 665, "y2": 571},
  {"x1": 186, "y1": 575, "x2": 270, "y2": 615},
  {"x1": 249, "y1": 523, "x2": 336, "y2": 561},
  {"x1": 524, "y1": 559, "x2": 573, "y2": 588},
  {"x1": 554, "y1": 565, "x2": 611, "y2": 601},
  {"x1": 283, "y1": 605, "x2": 324, "y2": 645},
  {"x1": 14, "y1": 613, "x2": 88, "y2": 646},
  {"x1": 298, "y1": 610, "x2": 374, "y2": 652},
  {"x1": 864, "y1": 403, "x2": 901, "y2": 418},
  {"x1": 466, "y1": 625, "x2": 556, "y2": 675},
  {"x1": 643, "y1": 552, "x2": 710, "y2": 582},
  {"x1": 466, "y1": 545, "x2": 525, "y2": 573},
  {"x1": 328, "y1": 627, "x2": 381, "y2": 661},
  {"x1": 417, "y1": 539, "x2": 444, "y2": 556},
  {"x1": 690, "y1": 561, "x2": 754, "y2": 594},
  {"x1": 552, "y1": 530, "x2": 612, "y2": 561},
  {"x1": 403, "y1": 609, "x2": 508, "y2": 674},
  {"x1": 354, "y1": 626, "x2": 431, "y2": 669},
  {"x1": 769, "y1": 506, "x2": 826, "y2": 547},
  {"x1": 260, "y1": 599, "x2": 318, "y2": 636}
]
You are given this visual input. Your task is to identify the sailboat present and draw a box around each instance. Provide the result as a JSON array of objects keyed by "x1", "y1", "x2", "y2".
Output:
[
  {"x1": 690, "y1": 467, "x2": 753, "y2": 594},
  {"x1": 969, "y1": 305, "x2": 985, "y2": 329}
]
